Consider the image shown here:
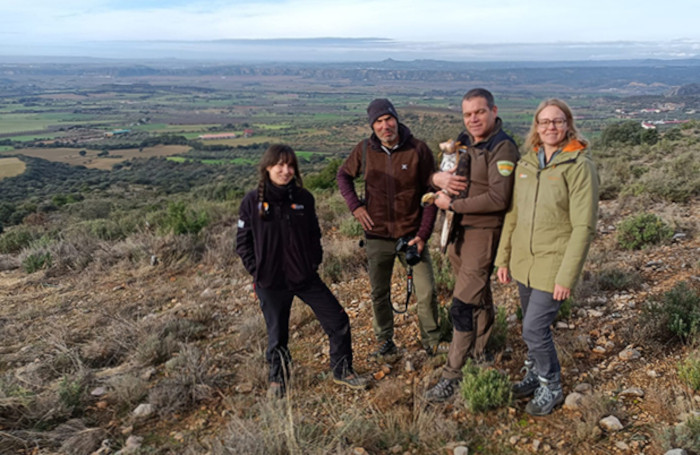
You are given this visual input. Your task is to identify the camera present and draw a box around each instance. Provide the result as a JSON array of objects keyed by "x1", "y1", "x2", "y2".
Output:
[{"x1": 396, "y1": 236, "x2": 421, "y2": 266}]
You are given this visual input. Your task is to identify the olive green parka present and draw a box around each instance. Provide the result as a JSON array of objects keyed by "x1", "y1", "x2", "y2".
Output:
[{"x1": 494, "y1": 139, "x2": 599, "y2": 292}]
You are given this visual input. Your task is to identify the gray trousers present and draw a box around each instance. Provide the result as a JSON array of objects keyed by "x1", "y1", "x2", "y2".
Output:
[{"x1": 517, "y1": 282, "x2": 562, "y2": 383}]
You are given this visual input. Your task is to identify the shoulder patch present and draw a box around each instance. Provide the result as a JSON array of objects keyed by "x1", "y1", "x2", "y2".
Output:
[
  {"x1": 237, "y1": 219, "x2": 245, "y2": 229},
  {"x1": 497, "y1": 160, "x2": 515, "y2": 176}
]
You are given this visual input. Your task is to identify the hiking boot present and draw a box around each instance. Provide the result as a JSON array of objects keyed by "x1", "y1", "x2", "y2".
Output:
[
  {"x1": 512, "y1": 360, "x2": 539, "y2": 399},
  {"x1": 370, "y1": 339, "x2": 397, "y2": 358},
  {"x1": 333, "y1": 369, "x2": 369, "y2": 390},
  {"x1": 525, "y1": 377, "x2": 563, "y2": 416},
  {"x1": 425, "y1": 342, "x2": 449, "y2": 357},
  {"x1": 267, "y1": 381, "x2": 285, "y2": 399},
  {"x1": 424, "y1": 377, "x2": 459, "y2": 403}
]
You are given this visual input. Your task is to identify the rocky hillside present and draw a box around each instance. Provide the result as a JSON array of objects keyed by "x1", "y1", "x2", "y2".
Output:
[{"x1": 0, "y1": 193, "x2": 699, "y2": 455}]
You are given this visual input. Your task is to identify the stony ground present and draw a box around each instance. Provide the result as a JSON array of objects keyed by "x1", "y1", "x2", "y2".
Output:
[{"x1": 0, "y1": 199, "x2": 699, "y2": 454}]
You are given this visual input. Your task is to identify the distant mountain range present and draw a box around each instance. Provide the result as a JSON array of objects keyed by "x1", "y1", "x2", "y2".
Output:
[{"x1": 1, "y1": 38, "x2": 700, "y2": 63}]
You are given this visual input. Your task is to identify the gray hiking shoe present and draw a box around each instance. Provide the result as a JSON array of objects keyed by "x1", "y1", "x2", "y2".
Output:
[
  {"x1": 333, "y1": 369, "x2": 369, "y2": 390},
  {"x1": 512, "y1": 360, "x2": 539, "y2": 399},
  {"x1": 525, "y1": 377, "x2": 563, "y2": 416},
  {"x1": 370, "y1": 339, "x2": 397, "y2": 358},
  {"x1": 424, "y1": 377, "x2": 459, "y2": 403}
]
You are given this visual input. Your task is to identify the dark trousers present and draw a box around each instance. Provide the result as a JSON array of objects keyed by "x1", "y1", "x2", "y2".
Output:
[
  {"x1": 517, "y1": 282, "x2": 562, "y2": 383},
  {"x1": 255, "y1": 276, "x2": 353, "y2": 383}
]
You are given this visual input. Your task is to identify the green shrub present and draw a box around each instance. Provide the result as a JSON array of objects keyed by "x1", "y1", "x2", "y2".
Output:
[
  {"x1": 58, "y1": 375, "x2": 86, "y2": 414},
  {"x1": 642, "y1": 281, "x2": 700, "y2": 342},
  {"x1": 338, "y1": 215, "x2": 364, "y2": 237},
  {"x1": 162, "y1": 201, "x2": 209, "y2": 235},
  {"x1": 617, "y1": 213, "x2": 673, "y2": 250},
  {"x1": 459, "y1": 359, "x2": 512, "y2": 413},
  {"x1": 661, "y1": 415, "x2": 700, "y2": 453},
  {"x1": 486, "y1": 305, "x2": 508, "y2": 353},
  {"x1": 22, "y1": 251, "x2": 52, "y2": 273},
  {"x1": 679, "y1": 355, "x2": 700, "y2": 391},
  {"x1": 596, "y1": 268, "x2": 643, "y2": 291},
  {"x1": 433, "y1": 250, "x2": 454, "y2": 293},
  {"x1": 438, "y1": 303, "x2": 453, "y2": 343},
  {"x1": 0, "y1": 226, "x2": 38, "y2": 254},
  {"x1": 305, "y1": 158, "x2": 341, "y2": 190}
]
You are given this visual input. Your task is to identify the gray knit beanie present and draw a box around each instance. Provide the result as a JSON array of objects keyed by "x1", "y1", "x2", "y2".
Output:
[{"x1": 367, "y1": 98, "x2": 399, "y2": 126}]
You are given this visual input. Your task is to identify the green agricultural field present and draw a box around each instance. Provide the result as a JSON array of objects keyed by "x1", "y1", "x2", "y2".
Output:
[{"x1": 0, "y1": 157, "x2": 27, "y2": 180}]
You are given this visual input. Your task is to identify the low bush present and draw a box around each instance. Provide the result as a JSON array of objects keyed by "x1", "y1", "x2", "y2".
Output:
[
  {"x1": 161, "y1": 201, "x2": 209, "y2": 235},
  {"x1": 640, "y1": 281, "x2": 700, "y2": 343},
  {"x1": 617, "y1": 213, "x2": 673, "y2": 250},
  {"x1": 460, "y1": 359, "x2": 512, "y2": 413},
  {"x1": 485, "y1": 305, "x2": 508, "y2": 353},
  {"x1": 22, "y1": 251, "x2": 52, "y2": 273},
  {"x1": 596, "y1": 267, "x2": 643, "y2": 291},
  {"x1": 679, "y1": 355, "x2": 700, "y2": 391},
  {"x1": 660, "y1": 415, "x2": 700, "y2": 453},
  {"x1": 0, "y1": 226, "x2": 39, "y2": 254}
]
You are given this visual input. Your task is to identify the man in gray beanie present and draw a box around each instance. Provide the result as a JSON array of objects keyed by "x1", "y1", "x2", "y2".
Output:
[{"x1": 337, "y1": 98, "x2": 442, "y2": 358}]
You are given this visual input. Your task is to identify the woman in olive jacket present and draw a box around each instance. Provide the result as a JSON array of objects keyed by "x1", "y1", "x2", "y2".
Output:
[
  {"x1": 236, "y1": 144, "x2": 366, "y2": 398},
  {"x1": 495, "y1": 99, "x2": 599, "y2": 416}
]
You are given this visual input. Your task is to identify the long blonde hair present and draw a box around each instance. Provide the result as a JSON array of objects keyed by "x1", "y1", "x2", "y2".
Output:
[{"x1": 524, "y1": 99, "x2": 588, "y2": 152}]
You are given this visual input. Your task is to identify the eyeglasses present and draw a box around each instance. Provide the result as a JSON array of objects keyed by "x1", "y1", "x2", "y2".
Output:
[{"x1": 537, "y1": 118, "x2": 567, "y2": 129}]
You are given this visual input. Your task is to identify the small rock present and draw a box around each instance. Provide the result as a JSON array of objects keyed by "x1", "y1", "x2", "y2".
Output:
[
  {"x1": 140, "y1": 368, "x2": 156, "y2": 381},
  {"x1": 619, "y1": 347, "x2": 641, "y2": 361},
  {"x1": 647, "y1": 369, "x2": 658, "y2": 378},
  {"x1": 237, "y1": 382, "x2": 254, "y2": 394},
  {"x1": 588, "y1": 309, "x2": 604, "y2": 318},
  {"x1": 509, "y1": 436, "x2": 520, "y2": 445},
  {"x1": 555, "y1": 321, "x2": 568, "y2": 329},
  {"x1": 91, "y1": 387, "x2": 107, "y2": 397},
  {"x1": 532, "y1": 439, "x2": 541, "y2": 451},
  {"x1": 672, "y1": 233, "x2": 687, "y2": 241},
  {"x1": 564, "y1": 392, "x2": 586, "y2": 410},
  {"x1": 132, "y1": 403, "x2": 154, "y2": 418},
  {"x1": 200, "y1": 288, "x2": 216, "y2": 299},
  {"x1": 619, "y1": 387, "x2": 645, "y2": 398},
  {"x1": 454, "y1": 447, "x2": 469, "y2": 455},
  {"x1": 592, "y1": 346, "x2": 606, "y2": 354},
  {"x1": 574, "y1": 382, "x2": 593, "y2": 394},
  {"x1": 150, "y1": 255, "x2": 158, "y2": 266},
  {"x1": 599, "y1": 415, "x2": 623, "y2": 431},
  {"x1": 665, "y1": 450, "x2": 688, "y2": 455},
  {"x1": 615, "y1": 441, "x2": 630, "y2": 450},
  {"x1": 352, "y1": 448, "x2": 369, "y2": 455},
  {"x1": 405, "y1": 361, "x2": 414, "y2": 373}
]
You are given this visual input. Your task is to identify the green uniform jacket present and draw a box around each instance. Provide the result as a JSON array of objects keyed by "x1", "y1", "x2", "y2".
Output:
[{"x1": 494, "y1": 139, "x2": 599, "y2": 293}]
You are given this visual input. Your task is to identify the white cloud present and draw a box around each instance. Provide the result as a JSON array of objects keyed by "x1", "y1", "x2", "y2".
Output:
[{"x1": 1, "y1": 0, "x2": 698, "y2": 49}]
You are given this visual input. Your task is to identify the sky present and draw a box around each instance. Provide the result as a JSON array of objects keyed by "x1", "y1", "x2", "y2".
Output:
[{"x1": 1, "y1": 0, "x2": 699, "y2": 61}]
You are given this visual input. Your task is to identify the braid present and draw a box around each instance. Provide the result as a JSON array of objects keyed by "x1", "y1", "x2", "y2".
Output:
[{"x1": 257, "y1": 178, "x2": 266, "y2": 218}]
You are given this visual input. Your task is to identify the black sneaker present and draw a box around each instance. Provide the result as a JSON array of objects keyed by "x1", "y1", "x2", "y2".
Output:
[
  {"x1": 370, "y1": 339, "x2": 397, "y2": 358},
  {"x1": 424, "y1": 377, "x2": 459, "y2": 403},
  {"x1": 512, "y1": 360, "x2": 539, "y2": 399}
]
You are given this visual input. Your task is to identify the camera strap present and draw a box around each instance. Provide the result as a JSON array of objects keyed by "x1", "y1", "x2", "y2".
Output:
[{"x1": 392, "y1": 266, "x2": 412, "y2": 314}]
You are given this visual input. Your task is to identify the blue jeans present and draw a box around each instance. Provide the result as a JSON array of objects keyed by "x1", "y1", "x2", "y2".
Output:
[{"x1": 517, "y1": 282, "x2": 562, "y2": 383}]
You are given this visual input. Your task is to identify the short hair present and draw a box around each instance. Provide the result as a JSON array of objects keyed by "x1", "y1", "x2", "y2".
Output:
[
  {"x1": 524, "y1": 99, "x2": 588, "y2": 152},
  {"x1": 463, "y1": 88, "x2": 495, "y2": 109}
]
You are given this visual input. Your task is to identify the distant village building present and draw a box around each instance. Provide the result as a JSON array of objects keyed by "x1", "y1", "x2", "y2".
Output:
[
  {"x1": 243, "y1": 129, "x2": 254, "y2": 138},
  {"x1": 641, "y1": 121, "x2": 656, "y2": 130},
  {"x1": 198, "y1": 133, "x2": 237, "y2": 140},
  {"x1": 104, "y1": 129, "x2": 130, "y2": 137}
]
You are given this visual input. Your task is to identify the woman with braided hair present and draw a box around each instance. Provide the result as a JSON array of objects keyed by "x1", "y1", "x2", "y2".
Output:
[{"x1": 236, "y1": 144, "x2": 367, "y2": 399}]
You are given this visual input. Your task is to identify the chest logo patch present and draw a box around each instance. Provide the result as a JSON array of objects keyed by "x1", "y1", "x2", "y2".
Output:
[
  {"x1": 237, "y1": 219, "x2": 245, "y2": 228},
  {"x1": 401, "y1": 164, "x2": 408, "y2": 170},
  {"x1": 497, "y1": 160, "x2": 515, "y2": 176}
]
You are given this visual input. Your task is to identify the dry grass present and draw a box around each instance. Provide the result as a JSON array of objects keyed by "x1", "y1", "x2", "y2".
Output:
[{"x1": 0, "y1": 157, "x2": 26, "y2": 179}]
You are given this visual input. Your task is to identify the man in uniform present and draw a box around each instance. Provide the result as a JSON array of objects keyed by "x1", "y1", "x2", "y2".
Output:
[{"x1": 424, "y1": 88, "x2": 520, "y2": 402}]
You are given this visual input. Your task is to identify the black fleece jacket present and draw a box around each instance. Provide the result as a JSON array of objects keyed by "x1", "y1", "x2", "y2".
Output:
[{"x1": 236, "y1": 182, "x2": 323, "y2": 290}]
